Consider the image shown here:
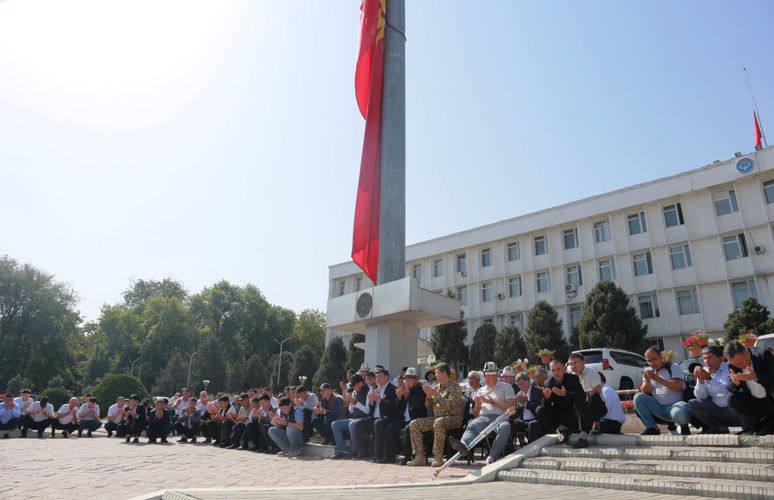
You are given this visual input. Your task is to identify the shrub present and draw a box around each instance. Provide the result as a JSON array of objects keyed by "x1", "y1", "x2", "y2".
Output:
[
  {"x1": 39, "y1": 387, "x2": 72, "y2": 410},
  {"x1": 93, "y1": 373, "x2": 149, "y2": 417}
]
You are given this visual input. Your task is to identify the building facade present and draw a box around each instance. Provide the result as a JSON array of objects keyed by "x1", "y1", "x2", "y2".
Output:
[{"x1": 328, "y1": 147, "x2": 774, "y2": 361}]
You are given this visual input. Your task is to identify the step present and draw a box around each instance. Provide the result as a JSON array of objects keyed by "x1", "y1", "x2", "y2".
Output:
[
  {"x1": 497, "y1": 469, "x2": 774, "y2": 500},
  {"x1": 521, "y1": 456, "x2": 774, "y2": 483},
  {"x1": 565, "y1": 433, "x2": 774, "y2": 448},
  {"x1": 539, "y1": 445, "x2": 774, "y2": 464}
]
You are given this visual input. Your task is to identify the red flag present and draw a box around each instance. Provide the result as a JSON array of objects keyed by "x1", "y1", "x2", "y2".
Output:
[
  {"x1": 352, "y1": 0, "x2": 386, "y2": 284},
  {"x1": 754, "y1": 111, "x2": 763, "y2": 150}
]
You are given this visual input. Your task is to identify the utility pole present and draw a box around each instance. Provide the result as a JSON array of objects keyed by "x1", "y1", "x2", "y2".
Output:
[{"x1": 274, "y1": 337, "x2": 291, "y2": 388}]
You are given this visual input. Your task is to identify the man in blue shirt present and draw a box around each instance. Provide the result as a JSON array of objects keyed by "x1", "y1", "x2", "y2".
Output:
[
  {"x1": 0, "y1": 394, "x2": 21, "y2": 438},
  {"x1": 687, "y1": 345, "x2": 741, "y2": 434},
  {"x1": 267, "y1": 397, "x2": 305, "y2": 457}
]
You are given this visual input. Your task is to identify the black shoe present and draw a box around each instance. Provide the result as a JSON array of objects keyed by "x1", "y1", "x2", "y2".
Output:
[
  {"x1": 161, "y1": 438, "x2": 168, "y2": 443},
  {"x1": 2, "y1": 433, "x2": 9, "y2": 439},
  {"x1": 133, "y1": 437, "x2": 139, "y2": 443},
  {"x1": 239, "y1": 444, "x2": 249, "y2": 450},
  {"x1": 227, "y1": 443, "x2": 240, "y2": 449},
  {"x1": 21, "y1": 429, "x2": 27, "y2": 438},
  {"x1": 203, "y1": 437, "x2": 211, "y2": 444},
  {"x1": 87, "y1": 430, "x2": 92, "y2": 438},
  {"x1": 557, "y1": 425, "x2": 571, "y2": 443},
  {"x1": 107, "y1": 432, "x2": 113, "y2": 438},
  {"x1": 448, "y1": 436, "x2": 467, "y2": 454},
  {"x1": 77, "y1": 430, "x2": 83, "y2": 438},
  {"x1": 590, "y1": 428, "x2": 601, "y2": 436},
  {"x1": 62, "y1": 431, "x2": 69, "y2": 438},
  {"x1": 371, "y1": 457, "x2": 380, "y2": 463},
  {"x1": 641, "y1": 427, "x2": 660, "y2": 435},
  {"x1": 680, "y1": 425, "x2": 691, "y2": 436},
  {"x1": 321, "y1": 439, "x2": 332, "y2": 445},
  {"x1": 191, "y1": 437, "x2": 197, "y2": 443},
  {"x1": 332, "y1": 452, "x2": 348, "y2": 460},
  {"x1": 398, "y1": 457, "x2": 408, "y2": 466},
  {"x1": 149, "y1": 438, "x2": 157, "y2": 443},
  {"x1": 37, "y1": 431, "x2": 44, "y2": 439},
  {"x1": 126, "y1": 436, "x2": 131, "y2": 443},
  {"x1": 573, "y1": 438, "x2": 589, "y2": 449},
  {"x1": 178, "y1": 437, "x2": 188, "y2": 443},
  {"x1": 378, "y1": 457, "x2": 396, "y2": 464}
]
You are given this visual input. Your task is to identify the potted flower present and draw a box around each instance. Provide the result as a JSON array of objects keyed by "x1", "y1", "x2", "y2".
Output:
[
  {"x1": 662, "y1": 351, "x2": 675, "y2": 364},
  {"x1": 526, "y1": 365, "x2": 538, "y2": 378},
  {"x1": 537, "y1": 349, "x2": 554, "y2": 365},
  {"x1": 738, "y1": 331, "x2": 758, "y2": 347},
  {"x1": 682, "y1": 332, "x2": 709, "y2": 358},
  {"x1": 510, "y1": 359, "x2": 526, "y2": 373}
]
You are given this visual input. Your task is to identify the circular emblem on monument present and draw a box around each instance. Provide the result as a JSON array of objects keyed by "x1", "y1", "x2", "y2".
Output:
[
  {"x1": 356, "y1": 292, "x2": 373, "y2": 318},
  {"x1": 736, "y1": 157, "x2": 754, "y2": 174}
]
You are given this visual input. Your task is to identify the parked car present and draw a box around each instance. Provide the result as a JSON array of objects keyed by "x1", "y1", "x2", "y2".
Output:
[
  {"x1": 571, "y1": 348, "x2": 647, "y2": 390},
  {"x1": 756, "y1": 333, "x2": 774, "y2": 351}
]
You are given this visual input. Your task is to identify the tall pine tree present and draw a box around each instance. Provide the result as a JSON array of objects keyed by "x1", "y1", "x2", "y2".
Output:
[
  {"x1": 313, "y1": 337, "x2": 347, "y2": 389},
  {"x1": 430, "y1": 321, "x2": 469, "y2": 369},
  {"x1": 493, "y1": 325, "x2": 527, "y2": 368},
  {"x1": 525, "y1": 300, "x2": 568, "y2": 363},
  {"x1": 577, "y1": 281, "x2": 647, "y2": 353},
  {"x1": 468, "y1": 322, "x2": 497, "y2": 371}
]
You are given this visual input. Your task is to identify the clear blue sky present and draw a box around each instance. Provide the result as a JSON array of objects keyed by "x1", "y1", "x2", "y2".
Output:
[{"x1": 1, "y1": 0, "x2": 772, "y2": 323}]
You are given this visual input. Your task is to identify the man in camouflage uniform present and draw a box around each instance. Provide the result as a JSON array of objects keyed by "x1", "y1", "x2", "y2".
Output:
[{"x1": 407, "y1": 362, "x2": 463, "y2": 467}]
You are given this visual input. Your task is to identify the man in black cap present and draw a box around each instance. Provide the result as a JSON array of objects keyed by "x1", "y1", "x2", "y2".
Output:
[
  {"x1": 394, "y1": 367, "x2": 427, "y2": 464},
  {"x1": 312, "y1": 383, "x2": 344, "y2": 444}
]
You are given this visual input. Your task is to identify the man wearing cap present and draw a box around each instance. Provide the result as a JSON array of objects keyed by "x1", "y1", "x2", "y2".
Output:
[
  {"x1": 312, "y1": 383, "x2": 344, "y2": 444},
  {"x1": 331, "y1": 373, "x2": 371, "y2": 459},
  {"x1": 394, "y1": 367, "x2": 428, "y2": 464},
  {"x1": 501, "y1": 366, "x2": 517, "y2": 393},
  {"x1": 407, "y1": 362, "x2": 464, "y2": 467},
  {"x1": 449, "y1": 362, "x2": 516, "y2": 465},
  {"x1": 358, "y1": 363, "x2": 370, "y2": 380}
]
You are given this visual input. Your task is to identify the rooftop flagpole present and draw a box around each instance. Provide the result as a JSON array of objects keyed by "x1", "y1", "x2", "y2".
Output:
[{"x1": 744, "y1": 67, "x2": 767, "y2": 149}]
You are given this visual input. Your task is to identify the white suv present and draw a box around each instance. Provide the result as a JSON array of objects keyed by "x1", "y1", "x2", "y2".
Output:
[{"x1": 572, "y1": 348, "x2": 647, "y2": 390}]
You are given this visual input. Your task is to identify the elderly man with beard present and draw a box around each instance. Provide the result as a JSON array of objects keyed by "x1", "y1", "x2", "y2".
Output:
[{"x1": 531, "y1": 360, "x2": 585, "y2": 443}]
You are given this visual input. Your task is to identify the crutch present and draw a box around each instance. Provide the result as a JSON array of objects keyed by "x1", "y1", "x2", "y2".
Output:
[{"x1": 433, "y1": 406, "x2": 516, "y2": 477}]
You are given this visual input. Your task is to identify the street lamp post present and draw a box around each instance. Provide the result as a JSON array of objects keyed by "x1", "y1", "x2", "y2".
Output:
[
  {"x1": 130, "y1": 355, "x2": 143, "y2": 377},
  {"x1": 298, "y1": 375, "x2": 307, "y2": 387},
  {"x1": 185, "y1": 350, "x2": 200, "y2": 392},
  {"x1": 274, "y1": 337, "x2": 291, "y2": 388},
  {"x1": 203, "y1": 379, "x2": 210, "y2": 393}
]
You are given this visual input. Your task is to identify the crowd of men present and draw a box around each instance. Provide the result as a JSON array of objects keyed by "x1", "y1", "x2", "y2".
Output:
[{"x1": 0, "y1": 340, "x2": 771, "y2": 468}]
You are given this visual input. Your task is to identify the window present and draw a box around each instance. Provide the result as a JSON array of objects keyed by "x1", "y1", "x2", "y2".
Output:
[
  {"x1": 722, "y1": 233, "x2": 749, "y2": 260},
  {"x1": 566, "y1": 265, "x2": 583, "y2": 287},
  {"x1": 563, "y1": 228, "x2": 578, "y2": 249},
  {"x1": 594, "y1": 220, "x2": 611, "y2": 242},
  {"x1": 356, "y1": 277, "x2": 362, "y2": 291},
  {"x1": 731, "y1": 279, "x2": 758, "y2": 309},
  {"x1": 338, "y1": 281, "x2": 345, "y2": 296},
  {"x1": 627, "y1": 212, "x2": 647, "y2": 235},
  {"x1": 568, "y1": 305, "x2": 582, "y2": 328},
  {"x1": 598, "y1": 258, "x2": 617, "y2": 281},
  {"x1": 676, "y1": 288, "x2": 700, "y2": 315},
  {"x1": 433, "y1": 259, "x2": 443, "y2": 277},
  {"x1": 457, "y1": 286, "x2": 468, "y2": 306},
  {"x1": 764, "y1": 179, "x2": 774, "y2": 204},
  {"x1": 481, "y1": 248, "x2": 492, "y2": 267},
  {"x1": 509, "y1": 313, "x2": 524, "y2": 332},
  {"x1": 669, "y1": 244, "x2": 693, "y2": 270},
  {"x1": 481, "y1": 282, "x2": 492, "y2": 302},
  {"x1": 638, "y1": 294, "x2": 660, "y2": 319},
  {"x1": 713, "y1": 190, "x2": 739, "y2": 216},
  {"x1": 534, "y1": 235, "x2": 547, "y2": 255},
  {"x1": 507, "y1": 241, "x2": 520, "y2": 261},
  {"x1": 412, "y1": 264, "x2": 422, "y2": 281},
  {"x1": 633, "y1": 252, "x2": 653, "y2": 276},
  {"x1": 456, "y1": 253, "x2": 467, "y2": 274},
  {"x1": 508, "y1": 276, "x2": 522, "y2": 297},
  {"x1": 648, "y1": 338, "x2": 665, "y2": 351},
  {"x1": 663, "y1": 203, "x2": 685, "y2": 227},
  {"x1": 536, "y1": 271, "x2": 550, "y2": 293}
]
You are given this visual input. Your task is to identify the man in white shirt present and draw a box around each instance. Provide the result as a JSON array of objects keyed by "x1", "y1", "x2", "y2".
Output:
[
  {"x1": 570, "y1": 353, "x2": 608, "y2": 447},
  {"x1": 172, "y1": 390, "x2": 192, "y2": 419},
  {"x1": 449, "y1": 362, "x2": 515, "y2": 465},
  {"x1": 105, "y1": 396, "x2": 126, "y2": 438},
  {"x1": 53, "y1": 397, "x2": 80, "y2": 438},
  {"x1": 598, "y1": 373, "x2": 626, "y2": 434},
  {"x1": 16, "y1": 389, "x2": 34, "y2": 437},
  {"x1": 23, "y1": 396, "x2": 55, "y2": 438},
  {"x1": 77, "y1": 397, "x2": 102, "y2": 437}
]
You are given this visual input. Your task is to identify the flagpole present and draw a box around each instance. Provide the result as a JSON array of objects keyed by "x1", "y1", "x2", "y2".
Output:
[
  {"x1": 744, "y1": 67, "x2": 767, "y2": 148},
  {"x1": 377, "y1": 0, "x2": 406, "y2": 285}
]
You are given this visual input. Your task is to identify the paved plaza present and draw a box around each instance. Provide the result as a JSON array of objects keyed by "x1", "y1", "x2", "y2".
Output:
[{"x1": 0, "y1": 435, "x2": 474, "y2": 499}]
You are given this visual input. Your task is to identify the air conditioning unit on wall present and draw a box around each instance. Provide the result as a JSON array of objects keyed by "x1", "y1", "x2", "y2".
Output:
[{"x1": 754, "y1": 245, "x2": 766, "y2": 254}]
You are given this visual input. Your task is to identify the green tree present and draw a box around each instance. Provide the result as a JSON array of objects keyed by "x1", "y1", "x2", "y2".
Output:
[
  {"x1": 140, "y1": 295, "x2": 198, "y2": 389},
  {"x1": 291, "y1": 309, "x2": 326, "y2": 355},
  {"x1": 525, "y1": 300, "x2": 568, "y2": 363},
  {"x1": 345, "y1": 333, "x2": 365, "y2": 371},
  {"x1": 189, "y1": 280, "x2": 247, "y2": 360},
  {"x1": 724, "y1": 297, "x2": 774, "y2": 341},
  {"x1": 92, "y1": 305, "x2": 145, "y2": 373},
  {"x1": 92, "y1": 373, "x2": 149, "y2": 417},
  {"x1": 313, "y1": 337, "x2": 347, "y2": 389},
  {"x1": 576, "y1": 281, "x2": 648, "y2": 353},
  {"x1": 0, "y1": 256, "x2": 83, "y2": 391},
  {"x1": 39, "y1": 387, "x2": 72, "y2": 410},
  {"x1": 194, "y1": 336, "x2": 228, "y2": 394},
  {"x1": 430, "y1": 321, "x2": 469, "y2": 369},
  {"x1": 287, "y1": 345, "x2": 319, "y2": 387},
  {"x1": 468, "y1": 323, "x2": 497, "y2": 371},
  {"x1": 123, "y1": 278, "x2": 188, "y2": 314},
  {"x1": 245, "y1": 353, "x2": 268, "y2": 389},
  {"x1": 268, "y1": 351, "x2": 295, "y2": 391},
  {"x1": 152, "y1": 352, "x2": 188, "y2": 395},
  {"x1": 493, "y1": 325, "x2": 527, "y2": 367}
]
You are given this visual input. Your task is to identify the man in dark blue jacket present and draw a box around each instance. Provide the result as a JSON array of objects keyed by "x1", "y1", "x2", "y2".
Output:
[
  {"x1": 394, "y1": 367, "x2": 428, "y2": 464},
  {"x1": 725, "y1": 341, "x2": 774, "y2": 435},
  {"x1": 331, "y1": 374, "x2": 371, "y2": 459},
  {"x1": 364, "y1": 368, "x2": 399, "y2": 462},
  {"x1": 312, "y1": 383, "x2": 344, "y2": 444}
]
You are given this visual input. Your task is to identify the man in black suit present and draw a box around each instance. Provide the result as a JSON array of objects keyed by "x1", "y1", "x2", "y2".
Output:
[
  {"x1": 394, "y1": 367, "x2": 428, "y2": 464},
  {"x1": 531, "y1": 360, "x2": 585, "y2": 443},
  {"x1": 511, "y1": 371, "x2": 543, "y2": 443},
  {"x1": 356, "y1": 367, "x2": 398, "y2": 462},
  {"x1": 725, "y1": 341, "x2": 774, "y2": 435}
]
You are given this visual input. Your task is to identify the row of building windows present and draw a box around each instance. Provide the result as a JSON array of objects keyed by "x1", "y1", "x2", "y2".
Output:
[
  {"x1": 403, "y1": 232, "x2": 754, "y2": 291},
  {"x1": 476, "y1": 278, "x2": 759, "y2": 334}
]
